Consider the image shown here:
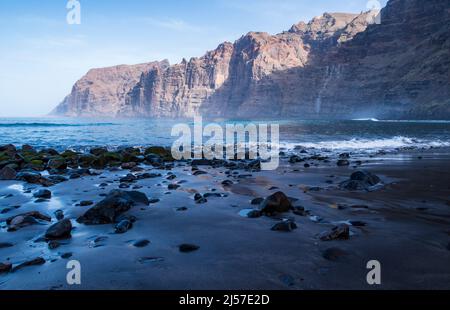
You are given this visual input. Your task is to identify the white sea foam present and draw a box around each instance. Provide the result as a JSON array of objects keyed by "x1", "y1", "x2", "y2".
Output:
[
  {"x1": 280, "y1": 136, "x2": 450, "y2": 152},
  {"x1": 352, "y1": 118, "x2": 380, "y2": 122}
]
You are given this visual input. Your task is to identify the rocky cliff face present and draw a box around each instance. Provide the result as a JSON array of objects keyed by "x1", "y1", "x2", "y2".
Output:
[
  {"x1": 52, "y1": 61, "x2": 169, "y2": 117},
  {"x1": 53, "y1": 0, "x2": 450, "y2": 119}
]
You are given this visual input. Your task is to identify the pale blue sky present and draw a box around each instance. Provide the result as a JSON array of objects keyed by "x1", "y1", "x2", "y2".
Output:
[{"x1": 0, "y1": 0, "x2": 388, "y2": 117}]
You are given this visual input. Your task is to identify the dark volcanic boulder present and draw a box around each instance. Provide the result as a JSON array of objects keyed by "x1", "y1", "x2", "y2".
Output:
[
  {"x1": 47, "y1": 157, "x2": 67, "y2": 170},
  {"x1": 0, "y1": 166, "x2": 17, "y2": 180},
  {"x1": 144, "y1": 146, "x2": 173, "y2": 162},
  {"x1": 114, "y1": 219, "x2": 132, "y2": 234},
  {"x1": 15, "y1": 171, "x2": 42, "y2": 183},
  {"x1": 45, "y1": 219, "x2": 72, "y2": 240},
  {"x1": 319, "y1": 224, "x2": 350, "y2": 241},
  {"x1": 260, "y1": 191, "x2": 293, "y2": 214},
  {"x1": 78, "y1": 154, "x2": 96, "y2": 168},
  {"x1": 77, "y1": 190, "x2": 149, "y2": 225},
  {"x1": 33, "y1": 189, "x2": 52, "y2": 199},
  {"x1": 90, "y1": 147, "x2": 108, "y2": 156},
  {"x1": 340, "y1": 170, "x2": 382, "y2": 191},
  {"x1": 11, "y1": 257, "x2": 45, "y2": 272},
  {"x1": 6, "y1": 211, "x2": 51, "y2": 231},
  {"x1": 15, "y1": 171, "x2": 54, "y2": 186},
  {"x1": 271, "y1": 220, "x2": 298, "y2": 232},
  {"x1": 337, "y1": 159, "x2": 350, "y2": 166},
  {"x1": 0, "y1": 262, "x2": 12, "y2": 274},
  {"x1": 0, "y1": 144, "x2": 17, "y2": 157}
]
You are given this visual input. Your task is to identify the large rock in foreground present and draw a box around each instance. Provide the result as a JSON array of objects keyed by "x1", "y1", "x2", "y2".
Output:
[
  {"x1": 77, "y1": 190, "x2": 149, "y2": 225},
  {"x1": 260, "y1": 192, "x2": 293, "y2": 214},
  {"x1": 340, "y1": 171, "x2": 382, "y2": 191},
  {"x1": 45, "y1": 219, "x2": 72, "y2": 240}
]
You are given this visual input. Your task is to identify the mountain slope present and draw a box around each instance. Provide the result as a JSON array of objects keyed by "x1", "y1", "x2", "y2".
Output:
[{"x1": 53, "y1": 0, "x2": 450, "y2": 119}]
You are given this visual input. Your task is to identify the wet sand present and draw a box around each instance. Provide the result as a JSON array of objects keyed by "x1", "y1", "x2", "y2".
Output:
[{"x1": 1, "y1": 149, "x2": 449, "y2": 290}]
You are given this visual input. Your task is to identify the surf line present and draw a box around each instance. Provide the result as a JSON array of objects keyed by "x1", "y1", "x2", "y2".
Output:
[{"x1": 171, "y1": 116, "x2": 280, "y2": 171}]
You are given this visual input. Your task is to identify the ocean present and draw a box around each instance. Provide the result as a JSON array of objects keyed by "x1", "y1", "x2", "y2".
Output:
[{"x1": 1, "y1": 117, "x2": 450, "y2": 154}]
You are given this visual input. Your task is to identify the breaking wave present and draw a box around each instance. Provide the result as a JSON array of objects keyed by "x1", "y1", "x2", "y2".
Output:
[{"x1": 283, "y1": 136, "x2": 450, "y2": 152}]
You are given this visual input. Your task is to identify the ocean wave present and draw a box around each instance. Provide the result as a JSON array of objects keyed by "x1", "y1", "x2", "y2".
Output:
[
  {"x1": 282, "y1": 136, "x2": 450, "y2": 152},
  {"x1": 0, "y1": 122, "x2": 117, "y2": 128},
  {"x1": 352, "y1": 118, "x2": 380, "y2": 122}
]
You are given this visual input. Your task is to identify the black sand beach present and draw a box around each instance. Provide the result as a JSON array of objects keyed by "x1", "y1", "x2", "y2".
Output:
[{"x1": 1, "y1": 145, "x2": 449, "y2": 290}]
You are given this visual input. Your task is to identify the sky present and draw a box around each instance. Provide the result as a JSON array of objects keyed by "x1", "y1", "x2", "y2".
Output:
[{"x1": 0, "y1": 0, "x2": 388, "y2": 117}]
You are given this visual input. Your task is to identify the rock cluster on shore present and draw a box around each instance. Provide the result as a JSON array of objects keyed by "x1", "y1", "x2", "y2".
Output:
[{"x1": 0, "y1": 142, "x2": 389, "y2": 278}]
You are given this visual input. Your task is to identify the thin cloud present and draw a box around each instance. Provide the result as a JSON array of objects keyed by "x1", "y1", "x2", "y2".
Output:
[{"x1": 140, "y1": 17, "x2": 206, "y2": 33}]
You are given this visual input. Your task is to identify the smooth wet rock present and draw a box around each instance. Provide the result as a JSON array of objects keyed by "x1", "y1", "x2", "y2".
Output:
[
  {"x1": 271, "y1": 220, "x2": 298, "y2": 232},
  {"x1": 0, "y1": 262, "x2": 12, "y2": 274},
  {"x1": 247, "y1": 210, "x2": 262, "y2": 218},
  {"x1": 115, "y1": 219, "x2": 132, "y2": 234},
  {"x1": 293, "y1": 206, "x2": 309, "y2": 216},
  {"x1": 166, "y1": 174, "x2": 177, "y2": 180},
  {"x1": 47, "y1": 175, "x2": 68, "y2": 184},
  {"x1": 120, "y1": 174, "x2": 137, "y2": 183},
  {"x1": 48, "y1": 240, "x2": 61, "y2": 250},
  {"x1": 221, "y1": 180, "x2": 233, "y2": 186},
  {"x1": 47, "y1": 157, "x2": 67, "y2": 170},
  {"x1": 90, "y1": 147, "x2": 108, "y2": 156},
  {"x1": 6, "y1": 211, "x2": 51, "y2": 231},
  {"x1": 337, "y1": 159, "x2": 350, "y2": 166},
  {"x1": 77, "y1": 190, "x2": 149, "y2": 225},
  {"x1": 1, "y1": 207, "x2": 12, "y2": 214},
  {"x1": 33, "y1": 189, "x2": 51, "y2": 199},
  {"x1": 69, "y1": 173, "x2": 81, "y2": 179},
  {"x1": 260, "y1": 191, "x2": 293, "y2": 214},
  {"x1": 45, "y1": 219, "x2": 72, "y2": 240},
  {"x1": 0, "y1": 144, "x2": 17, "y2": 155},
  {"x1": 194, "y1": 193, "x2": 207, "y2": 204},
  {"x1": 193, "y1": 170, "x2": 207, "y2": 176},
  {"x1": 289, "y1": 155, "x2": 302, "y2": 163},
  {"x1": 179, "y1": 244, "x2": 200, "y2": 253},
  {"x1": 0, "y1": 242, "x2": 14, "y2": 249},
  {"x1": 0, "y1": 166, "x2": 17, "y2": 180},
  {"x1": 12, "y1": 257, "x2": 45, "y2": 272},
  {"x1": 115, "y1": 214, "x2": 137, "y2": 224},
  {"x1": 61, "y1": 252, "x2": 73, "y2": 259},
  {"x1": 79, "y1": 200, "x2": 94, "y2": 207},
  {"x1": 203, "y1": 192, "x2": 226, "y2": 198},
  {"x1": 133, "y1": 239, "x2": 150, "y2": 248},
  {"x1": 54, "y1": 210, "x2": 64, "y2": 221},
  {"x1": 319, "y1": 224, "x2": 350, "y2": 241},
  {"x1": 340, "y1": 170, "x2": 382, "y2": 191},
  {"x1": 137, "y1": 172, "x2": 162, "y2": 180},
  {"x1": 145, "y1": 146, "x2": 171, "y2": 158},
  {"x1": 121, "y1": 162, "x2": 137, "y2": 170},
  {"x1": 15, "y1": 171, "x2": 42, "y2": 184},
  {"x1": 168, "y1": 184, "x2": 180, "y2": 190}
]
